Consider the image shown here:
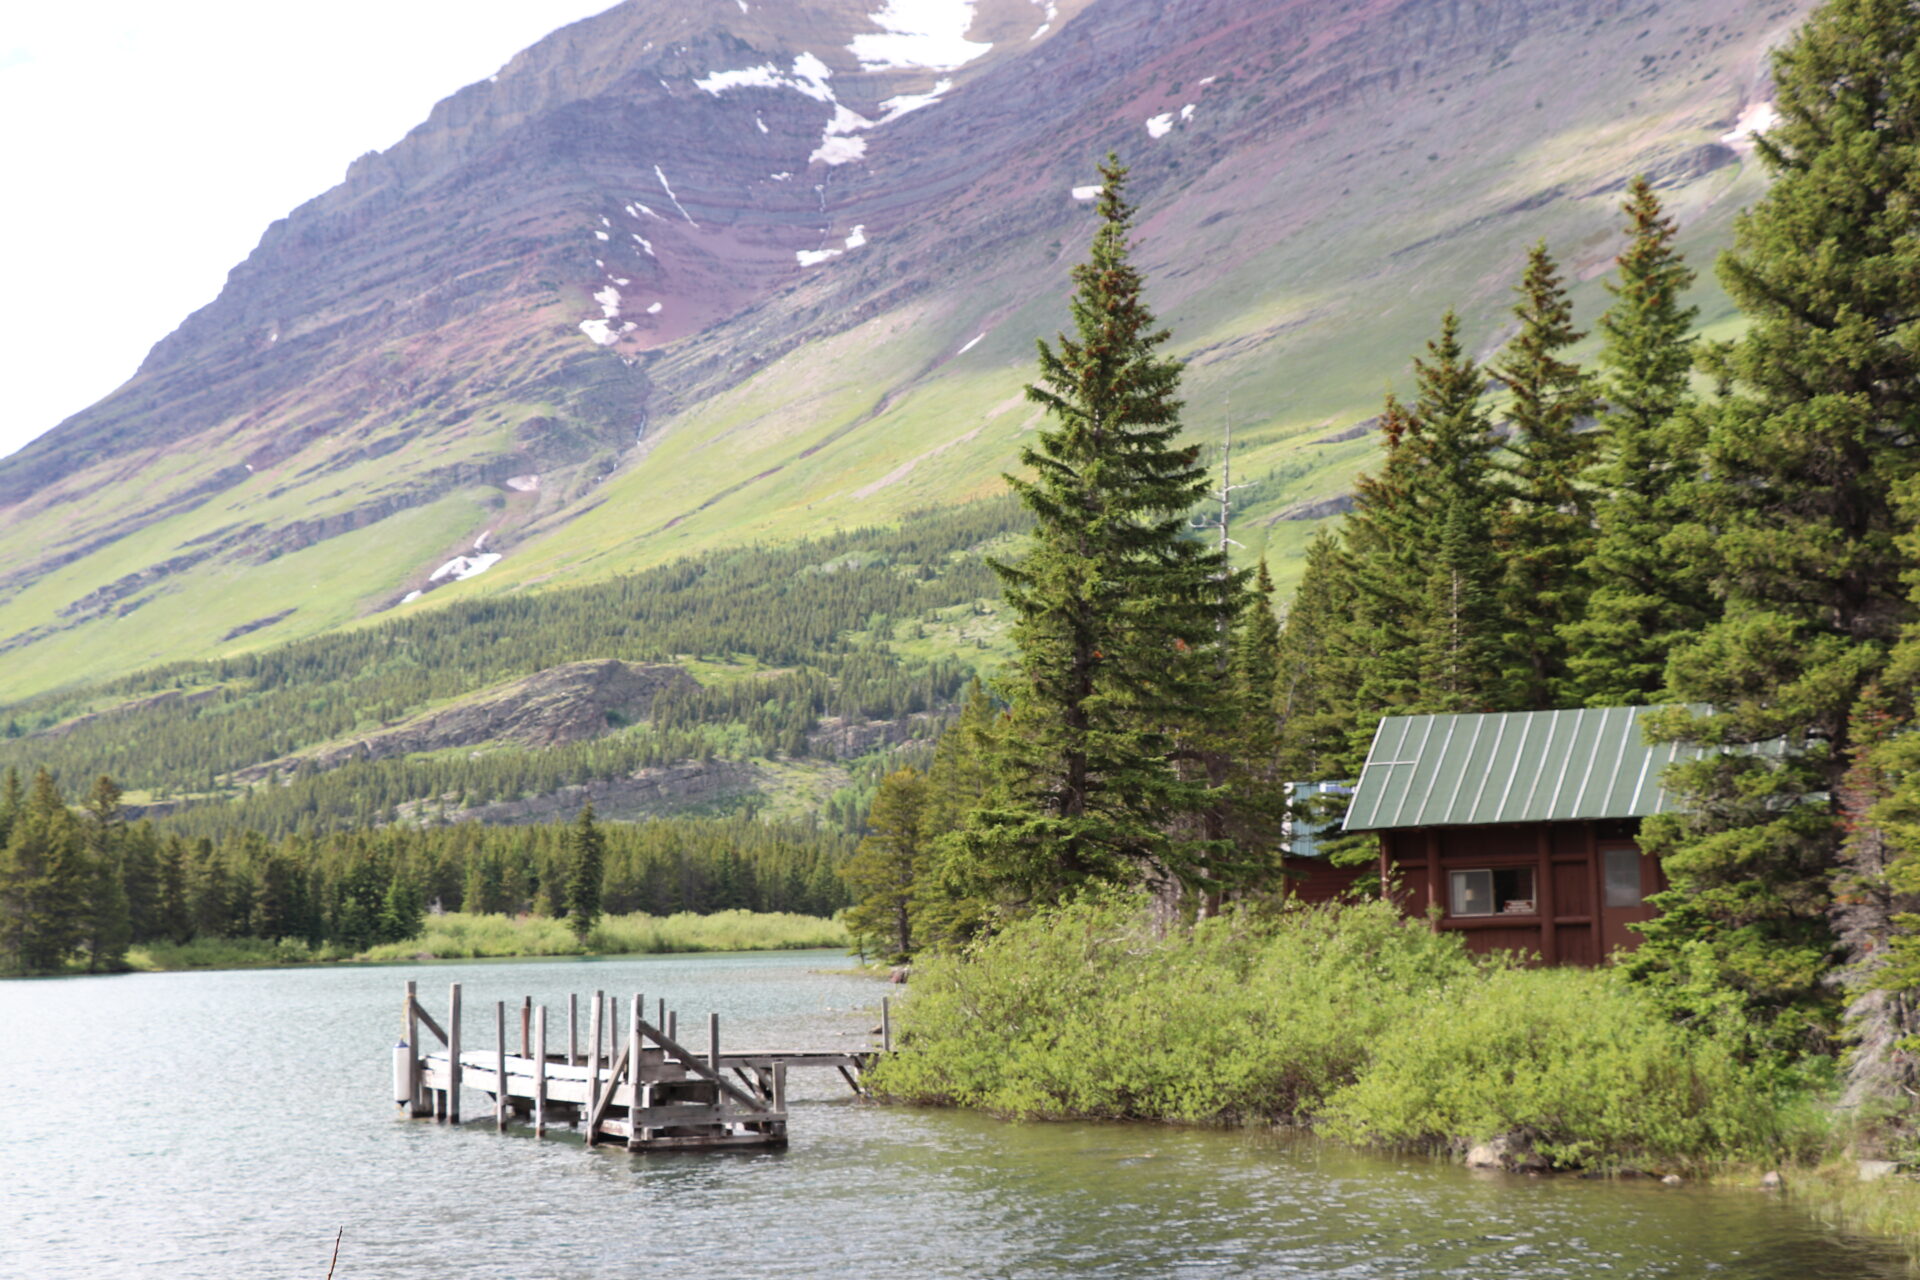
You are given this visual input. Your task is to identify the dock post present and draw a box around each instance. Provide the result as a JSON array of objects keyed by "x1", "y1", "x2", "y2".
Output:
[
  {"x1": 587, "y1": 993, "x2": 604, "y2": 1115},
  {"x1": 882, "y1": 997, "x2": 892, "y2": 1054},
  {"x1": 708, "y1": 1012, "x2": 720, "y2": 1077},
  {"x1": 667, "y1": 1010, "x2": 677, "y2": 1042},
  {"x1": 627, "y1": 994, "x2": 644, "y2": 1150},
  {"x1": 773, "y1": 1062, "x2": 787, "y2": 1116},
  {"x1": 657, "y1": 996, "x2": 666, "y2": 1029},
  {"x1": 569, "y1": 993, "x2": 579, "y2": 1067},
  {"x1": 534, "y1": 1005, "x2": 549, "y2": 1137},
  {"x1": 520, "y1": 996, "x2": 531, "y2": 1059},
  {"x1": 608, "y1": 998, "x2": 620, "y2": 1089},
  {"x1": 448, "y1": 982, "x2": 462, "y2": 1124},
  {"x1": 404, "y1": 980, "x2": 425, "y2": 1117},
  {"x1": 495, "y1": 1000, "x2": 507, "y2": 1132}
]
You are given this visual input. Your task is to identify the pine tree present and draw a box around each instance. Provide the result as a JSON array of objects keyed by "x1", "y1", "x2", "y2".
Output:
[
  {"x1": 565, "y1": 802, "x2": 605, "y2": 943},
  {"x1": 158, "y1": 835, "x2": 194, "y2": 945},
  {"x1": 840, "y1": 767, "x2": 931, "y2": 961},
  {"x1": 1564, "y1": 177, "x2": 1711, "y2": 706},
  {"x1": 0, "y1": 767, "x2": 21, "y2": 849},
  {"x1": 1493, "y1": 243, "x2": 1600, "y2": 709},
  {"x1": 79, "y1": 775, "x2": 131, "y2": 972},
  {"x1": 379, "y1": 870, "x2": 424, "y2": 945},
  {"x1": 957, "y1": 157, "x2": 1229, "y2": 906},
  {"x1": 1632, "y1": 0, "x2": 1920, "y2": 1047},
  {"x1": 0, "y1": 770, "x2": 86, "y2": 971},
  {"x1": 1275, "y1": 530, "x2": 1361, "y2": 782},
  {"x1": 1347, "y1": 313, "x2": 1506, "y2": 725}
]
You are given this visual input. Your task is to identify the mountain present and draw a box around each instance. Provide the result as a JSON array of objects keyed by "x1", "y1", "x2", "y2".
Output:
[{"x1": 0, "y1": 0, "x2": 1808, "y2": 704}]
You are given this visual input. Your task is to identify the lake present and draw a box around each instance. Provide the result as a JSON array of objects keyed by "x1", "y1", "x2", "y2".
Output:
[{"x1": 1, "y1": 949, "x2": 1908, "y2": 1279}]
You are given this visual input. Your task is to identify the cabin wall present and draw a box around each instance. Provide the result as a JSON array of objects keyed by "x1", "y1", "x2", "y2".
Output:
[
  {"x1": 1377, "y1": 821, "x2": 1661, "y2": 967},
  {"x1": 1280, "y1": 856, "x2": 1366, "y2": 904}
]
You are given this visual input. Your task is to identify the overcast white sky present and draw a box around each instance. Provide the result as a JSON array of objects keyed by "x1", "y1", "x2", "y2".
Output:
[{"x1": 0, "y1": 0, "x2": 620, "y2": 462}]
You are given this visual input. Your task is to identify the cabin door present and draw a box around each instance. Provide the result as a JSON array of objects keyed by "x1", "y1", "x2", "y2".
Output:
[{"x1": 1597, "y1": 842, "x2": 1658, "y2": 957}]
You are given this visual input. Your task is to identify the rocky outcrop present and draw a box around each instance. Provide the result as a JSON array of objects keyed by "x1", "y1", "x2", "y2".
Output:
[
  {"x1": 232, "y1": 659, "x2": 694, "y2": 783},
  {"x1": 805, "y1": 711, "x2": 945, "y2": 759},
  {"x1": 397, "y1": 757, "x2": 760, "y2": 825}
]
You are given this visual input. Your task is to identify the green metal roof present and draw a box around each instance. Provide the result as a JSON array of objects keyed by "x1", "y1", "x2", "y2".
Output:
[{"x1": 1343, "y1": 706, "x2": 1735, "y2": 832}]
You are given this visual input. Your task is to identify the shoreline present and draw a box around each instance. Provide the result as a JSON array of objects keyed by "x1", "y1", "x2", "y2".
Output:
[{"x1": 0, "y1": 909, "x2": 851, "y2": 979}]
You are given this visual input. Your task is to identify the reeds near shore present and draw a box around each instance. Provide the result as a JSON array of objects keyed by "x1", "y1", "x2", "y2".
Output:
[{"x1": 112, "y1": 910, "x2": 848, "y2": 973}]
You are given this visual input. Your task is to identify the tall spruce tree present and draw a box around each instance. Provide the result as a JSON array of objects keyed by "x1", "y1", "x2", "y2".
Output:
[
  {"x1": 1346, "y1": 313, "x2": 1506, "y2": 726},
  {"x1": 0, "y1": 770, "x2": 86, "y2": 971},
  {"x1": 840, "y1": 766, "x2": 931, "y2": 961},
  {"x1": 1563, "y1": 177, "x2": 1710, "y2": 706},
  {"x1": 957, "y1": 157, "x2": 1229, "y2": 907},
  {"x1": 1275, "y1": 530, "x2": 1361, "y2": 782},
  {"x1": 1631, "y1": 0, "x2": 1920, "y2": 1048},
  {"x1": 565, "y1": 802, "x2": 606, "y2": 943},
  {"x1": 1493, "y1": 243, "x2": 1600, "y2": 709},
  {"x1": 80, "y1": 775, "x2": 131, "y2": 972}
]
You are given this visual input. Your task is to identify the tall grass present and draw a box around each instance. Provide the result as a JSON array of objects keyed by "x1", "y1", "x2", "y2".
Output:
[
  {"x1": 353, "y1": 909, "x2": 848, "y2": 961},
  {"x1": 867, "y1": 893, "x2": 1819, "y2": 1172},
  {"x1": 115, "y1": 910, "x2": 848, "y2": 972}
]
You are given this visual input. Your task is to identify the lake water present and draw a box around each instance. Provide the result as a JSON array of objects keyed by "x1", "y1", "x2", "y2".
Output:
[{"x1": 1, "y1": 949, "x2": 1909, "y2": 1279}]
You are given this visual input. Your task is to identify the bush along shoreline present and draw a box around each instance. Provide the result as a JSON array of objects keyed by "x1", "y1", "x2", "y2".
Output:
[
  {"x1": 74, "y1": 909, "x2": 847, "y2": 975},
  {"x1": 864, "y1": 896, "x2": 1835, "y2": 1178}
]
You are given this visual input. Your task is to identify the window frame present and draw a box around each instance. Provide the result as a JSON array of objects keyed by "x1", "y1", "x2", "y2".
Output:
[{"x1": 1446, "y1": 864, "x2": 1539, "y2": 918}]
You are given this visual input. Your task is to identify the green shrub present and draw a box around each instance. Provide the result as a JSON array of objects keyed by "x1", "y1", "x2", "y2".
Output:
[
  {"x1": 1322, "y1": 966, "x2": 1826, "y2": 1170},
  {"x1": 867, "y1": 893, "x2": 1829, "y2": 1170},
  {"x1": 867, "y1": 893, "x2": 1477, "y2": 1120}
]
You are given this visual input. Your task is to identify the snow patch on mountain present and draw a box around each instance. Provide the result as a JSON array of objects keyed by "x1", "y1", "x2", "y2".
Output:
[
  {"x1": 1030, "y1": 0, "x2": 1058, "y2": 40},
  {"x1": 1071, "y1": 184, "x2": 1102, "y2": 200},
  {"x1": 798, "y1": 224, "x2": 869, "y2": 266},
  {"x1": 958, "y1": 332, "x2": 984, "y2": 354},
  {"x1": 593, "y1": 285, "x2": 622, "y2": 319},
  {"x1": 851, "y1": 0, "x2": 992, "y2": 70},
  {"x1": 654, "y1": 166, "x2": 698, "y2": 225},
  {"x1": 1146, "y1": 112, "x2": 1174, "y2": 138},
  {"x1": 430, "y1": 552, "x2": 502, "y2": 583}
]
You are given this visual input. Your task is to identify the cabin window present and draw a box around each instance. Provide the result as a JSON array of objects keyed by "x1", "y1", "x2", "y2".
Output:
[
  {"x1": 1604, "y1": 848, "x2": 1644, "y2": 908},
  {"x1": 1448, "y1": 867, "x2": 1536, "y2": 917}
]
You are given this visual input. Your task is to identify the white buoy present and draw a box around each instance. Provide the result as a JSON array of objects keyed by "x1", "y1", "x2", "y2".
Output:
[{"x1": 393, "y1": 1040, "x2": 413, "y2": 1108}]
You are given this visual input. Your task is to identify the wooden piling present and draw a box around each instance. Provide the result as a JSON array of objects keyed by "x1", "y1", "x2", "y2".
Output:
[
  {"x1": 448, "y1": 982, "x2": 462, "y2": 1124},
  {"x1": 627, "y1": 994, "x2": 644, "y2": 1150},
  {"x1": 881, "y1": 996, "x2": 892, "y2": 1054},
  {"x1": 403, "y1": 979, "x2": 423, "y2": 1117},
  {"x1": 520, "y1": 995, "x2": 531, "y2": 1059},
  {"x1": 495, "y1": 1000, "x2": 507, "y2": 1132},
  {"x1": 569, "y1": 992, "x2": 579, "y2": 1067},
  {"x1": 587, "y1": 993, "x2": 603, "y2": 1115},
  {"x1": 667, "y1": 1010, "x2": 677, "y2": 1041},
  {"x1": 534, "y1": 1005, "x2": 549, "y2": 1136},
  {"x1": 708, "y1": 1012, "x2": 720, "y2": 1076},
  {"x1": 773, "y1": 1062, "x2": 787, "y2": 1115}
]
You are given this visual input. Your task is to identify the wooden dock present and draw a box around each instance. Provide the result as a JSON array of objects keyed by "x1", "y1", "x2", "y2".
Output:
[{"x1": 392, "y1": 982, "x2": 887, "y2": 1152}]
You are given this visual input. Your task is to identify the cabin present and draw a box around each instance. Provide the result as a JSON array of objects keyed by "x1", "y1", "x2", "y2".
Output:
[
  {"x1": 1276, "y1": 705, "x2": 1745, "y2": 966},
  {"x1": 1340, "y1": 705, "x2": 1737, "y2": 964}
]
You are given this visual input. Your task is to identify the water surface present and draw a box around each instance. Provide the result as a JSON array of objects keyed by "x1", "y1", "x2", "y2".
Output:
[{"x1": 1, "y1": 951, "x2": 1905, "y2": 1278}]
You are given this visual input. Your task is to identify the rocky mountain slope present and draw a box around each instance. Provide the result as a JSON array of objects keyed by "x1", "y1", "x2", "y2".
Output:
[{"x1": 0, "y1": 0, "x2": 1811, "y2": 702}]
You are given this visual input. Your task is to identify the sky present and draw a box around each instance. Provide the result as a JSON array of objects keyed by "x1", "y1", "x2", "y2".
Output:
[{"x1": 0, "y1": 0, "x2": 621, "y2": 462}]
